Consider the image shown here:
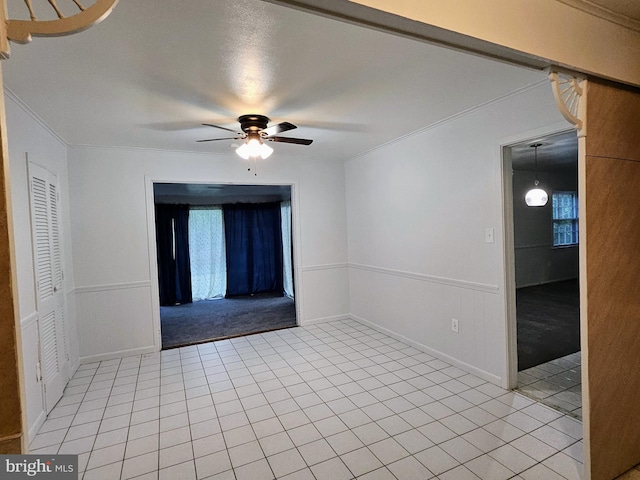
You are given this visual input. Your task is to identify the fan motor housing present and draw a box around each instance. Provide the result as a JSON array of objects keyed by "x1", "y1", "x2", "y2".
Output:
[{"x1": 238, "y1": 114, "x2": 269, "y2": 134}]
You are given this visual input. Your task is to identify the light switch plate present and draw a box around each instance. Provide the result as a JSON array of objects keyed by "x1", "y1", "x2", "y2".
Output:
[{"x1": 485, "y1": 227, "x2": 495, "y2": 243}]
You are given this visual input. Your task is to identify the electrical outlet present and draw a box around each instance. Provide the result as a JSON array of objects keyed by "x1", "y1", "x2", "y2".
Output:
[{"x1": 451, "y1": 318, "x2": 459, "y2": 333}]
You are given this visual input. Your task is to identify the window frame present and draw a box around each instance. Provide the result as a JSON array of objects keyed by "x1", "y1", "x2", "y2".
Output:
[{"x1": 552, "y1": 191, "x2": 579, "y2": 247}]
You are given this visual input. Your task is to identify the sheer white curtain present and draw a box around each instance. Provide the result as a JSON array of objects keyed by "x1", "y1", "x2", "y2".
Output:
[
  {"x1": 281, "y1": 201, "x2": 294, "y2": 298},
  {"x1": 189, "y1": 207, "x2": 226, "y2": 301}
]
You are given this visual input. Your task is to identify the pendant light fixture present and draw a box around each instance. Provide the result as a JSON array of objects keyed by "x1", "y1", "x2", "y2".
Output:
[{"x1": 524, "y1": 143, "x2": 548, "y2": 207}]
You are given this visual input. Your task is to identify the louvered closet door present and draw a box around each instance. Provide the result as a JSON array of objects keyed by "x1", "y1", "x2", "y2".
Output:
[{"x1": 28, "y1": 162, "x2": 67, "y2": 413}]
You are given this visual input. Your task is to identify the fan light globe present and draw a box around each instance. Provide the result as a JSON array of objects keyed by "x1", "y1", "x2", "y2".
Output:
[
  {"x1": 259, "y1": 142, "x2": 274, "y2": 159},
  {"x1": 525, "y1": 187, "x2": 549, "y2": 207},
  {"x1": 236, "y1": 138, "x2": 273, "y2": 160}
]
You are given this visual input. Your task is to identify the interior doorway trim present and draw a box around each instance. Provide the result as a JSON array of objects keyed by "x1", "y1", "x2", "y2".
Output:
[
  {"x1": 499, "y1": 123, "x2": 575, "y2": 389},
  {"x1": 144, "y1": 176, "x2": 303, "y2": 351}
]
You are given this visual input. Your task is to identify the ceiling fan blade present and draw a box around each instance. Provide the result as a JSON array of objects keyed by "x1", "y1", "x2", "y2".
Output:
[
  {"x1": 196, "y1": 137, "x2": 240, "y2": 143},
  {"x1": 202, "y1": 123, "x2": 241, "y2": 134},
  {"x1": 267, "y1": 136, "x2": 313, "y2": 145},
  {"x1": 262, "y1": 122, "x2": 297, "y2": 136}
]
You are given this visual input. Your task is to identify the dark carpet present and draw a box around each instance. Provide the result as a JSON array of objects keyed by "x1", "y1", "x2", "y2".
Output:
[
  {"x1": 517, "y1": 279, "x2": 580, "y2": 371},
  {"x1": 161, "y1": 292, "x2": 297, "y2": 349}
]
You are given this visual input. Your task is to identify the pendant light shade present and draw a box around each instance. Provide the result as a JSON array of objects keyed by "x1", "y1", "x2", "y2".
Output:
[
  {"x1": 525, "y1": 143, "x2": 548, "y2": 207},
  {"x1": 525, "y1": 181, "x2": 549, "y2": 206}
]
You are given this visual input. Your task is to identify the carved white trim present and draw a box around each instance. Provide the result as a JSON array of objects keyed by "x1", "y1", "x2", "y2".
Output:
[
  {"x1": 549, "y1": 70, "x2": 588, "y2": 137},
  {"x1": 1, "y1": 0, "x2": 118, "y2": 57},
  {"x1": 7, "y1": 0, "x2": 118, "y2": 43}
]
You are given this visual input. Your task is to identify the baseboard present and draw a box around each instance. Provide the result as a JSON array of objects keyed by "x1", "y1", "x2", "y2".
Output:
[
  {"x1": 350, "y1": 314, "x2": 503, "y2": 387},
  {"x1": 79, "y1": 345, "x2": 158, "y2": 364},
  {"x1": 69, "y1": 359, "x2": 80, "y2": 380},
  {"x1": 300, "y1": 314, "x2": 350, "y2": 327},
  {"x1": 27, "y1": 410, "x2": 47, "y2": 447}
]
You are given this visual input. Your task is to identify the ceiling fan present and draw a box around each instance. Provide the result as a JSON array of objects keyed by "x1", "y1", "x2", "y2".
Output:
[{"x1": 197, "y1": 114, "x2": 313, "y2": 159}]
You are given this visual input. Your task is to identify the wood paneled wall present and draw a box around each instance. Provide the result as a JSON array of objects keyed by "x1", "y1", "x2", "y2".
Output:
[
  {"x1": 0, "y1": 65, "x2": 24, "y2": 453},
  {"x1": 583, "y1": 79, "x2": 640, "y2": 480}
]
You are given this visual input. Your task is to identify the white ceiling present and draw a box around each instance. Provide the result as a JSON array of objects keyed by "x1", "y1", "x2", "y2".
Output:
[
  {"x1": 511, "y1": 130, "x2": 578, "y2": 172},
  {"x1": 3, "y1": 0, "x2": 551, "y2": 161}
]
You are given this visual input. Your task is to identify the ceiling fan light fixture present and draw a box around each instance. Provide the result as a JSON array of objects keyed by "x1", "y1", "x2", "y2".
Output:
[
  {"x1": 201, "y1": 114, "x2": 311, "y2": 163},
  {"x1": 259, "y1": 141, "x2": 274, "y2": 159},
  {"x1": 235, "y1": 137, "x2": 273, "y2": 160}
]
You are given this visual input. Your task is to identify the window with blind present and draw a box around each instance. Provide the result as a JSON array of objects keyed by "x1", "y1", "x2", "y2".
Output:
[{"x1": 552, "y1": 191, "x2": 579, "y2": 246}]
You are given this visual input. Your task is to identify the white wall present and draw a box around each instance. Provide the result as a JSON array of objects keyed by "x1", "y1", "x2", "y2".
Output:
[
  {"x1": 513, "y1": 167, "x2": 579, "y2": 288},
  {"x1": 5, "y1": 91, "x2": 77, "y2": 441},
  {"x1": 345, "y1": 82, "x2": 567, "y2": 384},
  {"x1": 7, "y1": 75, "x2": 568, "y2": 409},
  {"x1": 67, "y1": 146, "x2": 349, "y2": 361}
]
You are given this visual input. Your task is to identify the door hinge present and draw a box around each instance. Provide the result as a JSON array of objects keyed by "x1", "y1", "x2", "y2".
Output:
[{"x1": 36, "y1": 361, "x2": 42, "y2": 382}]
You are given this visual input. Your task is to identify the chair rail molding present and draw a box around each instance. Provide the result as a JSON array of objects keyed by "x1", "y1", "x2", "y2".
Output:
[{"x1": 349, "y1": 262, "x2": 500, "y2": 294}]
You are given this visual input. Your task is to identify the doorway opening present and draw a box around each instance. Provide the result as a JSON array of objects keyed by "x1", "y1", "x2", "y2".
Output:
[
  {"x1": 153, "y1": 183, "x2": 298, "y2": 349},
  {"x1": 504, "y1": 130, "x2": 582, "y2": 419}
]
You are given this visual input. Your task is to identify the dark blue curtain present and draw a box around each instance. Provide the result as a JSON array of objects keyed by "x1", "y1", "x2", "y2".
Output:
[
  {"x1": 224, "y1": 203, "x2": 283, "y2": 296},
  {"x1": 155, "y1": 204, "x2": 192, "y2": 306}
]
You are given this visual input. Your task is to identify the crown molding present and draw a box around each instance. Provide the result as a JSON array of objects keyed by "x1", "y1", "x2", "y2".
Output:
[
  {"x1": 556, "y1": 0, "x2": 640, "y2": 32},
  {"x1": 4, "y1": 87, "x2": 68, "y2": 146}
]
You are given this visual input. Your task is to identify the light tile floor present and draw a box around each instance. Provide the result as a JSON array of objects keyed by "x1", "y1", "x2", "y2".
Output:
[
  {"x1": 31, "y1": 320, "x2": 585, "y2": 479},
  {"x1": 617, "y1": 464, "x2": 640, "y2": 479},
  {"x1": 517, "y1": 352, "x2": 582, "y2": 420}
]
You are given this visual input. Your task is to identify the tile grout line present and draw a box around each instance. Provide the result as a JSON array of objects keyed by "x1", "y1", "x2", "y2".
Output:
[{"x1": 33, "y1": 320, "x2": 584, "y2": 480}]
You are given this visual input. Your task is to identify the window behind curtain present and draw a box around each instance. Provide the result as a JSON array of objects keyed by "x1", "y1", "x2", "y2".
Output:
[
  {"x1": 224, "y1": 203, "x2": 283, "y2": 296},
  {"x1": 185, "y1": 202, "x2": 293, "y2": 301},
  {"x1": 553, "y1": 192, "x2": 579, "y2": 246},
  {"x1": 281, "y1": 201, "x2": 294, "y2": 298},
  {"x1": 189, "y1": 207, "x2": 227, "y2": 301},
  {"x1": 155, "y1": 204, "x2": 192, "y2": 305}
]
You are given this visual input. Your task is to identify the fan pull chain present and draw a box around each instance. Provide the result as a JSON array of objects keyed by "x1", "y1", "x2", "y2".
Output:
[{"x1": 247, "y1": 157, "x2": 258, "y2": 176}]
